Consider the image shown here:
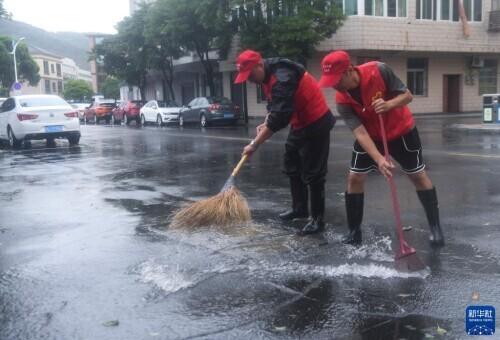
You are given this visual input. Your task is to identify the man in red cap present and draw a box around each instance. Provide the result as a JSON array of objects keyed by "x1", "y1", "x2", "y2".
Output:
[
  {"x1": 236, "y1": 49, "x2": 336, "y2": 236},
  {"x1": 318, "y1": 50, "x2": 444, "y2": 247}
]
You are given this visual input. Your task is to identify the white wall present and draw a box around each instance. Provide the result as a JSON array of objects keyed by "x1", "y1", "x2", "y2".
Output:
[
  {"x1": 238, "y1": 51, "x2": 499, "y2": 117},
  {"x1": 320, "y1": 1, "x2": 500, "y2": 54}
]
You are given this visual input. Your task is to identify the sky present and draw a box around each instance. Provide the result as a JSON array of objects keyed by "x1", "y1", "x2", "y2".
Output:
[{"x1": 4, "y1": 0, "x2": 130, "y2": 34}]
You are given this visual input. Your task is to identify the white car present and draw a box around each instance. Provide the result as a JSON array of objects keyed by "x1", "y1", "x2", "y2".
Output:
[
  {"x1": 140, "y1": 100, "x2": 182, "y2": 126},
  {"x1": 0, "y1": 95, "x2": 81, "y2": 148},
  {"x1": 0, "y1": 98, "x2": 6, "y2": 107},
  {"x1": 71, "y1": 103, "x2": 90, "y2": 122}
]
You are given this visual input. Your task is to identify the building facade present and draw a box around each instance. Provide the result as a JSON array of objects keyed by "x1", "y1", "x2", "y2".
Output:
[
  {"x1": 62, "y1": 58, "x2": 93, "y2": 85},
  {"x1": 22, "y1": 47, "x2": 64, "y2": 96},
  {"x1": 62, "y1": 58, "x2": 79, "y2": 81},
  {"x1": 315, "y1": 0, "x2": 500, "y2": 114},
  {"x1": 78, "y1": 69, "x2": 93, "y2": 84},
  {"x1": 134, "y1": 0, "x2": 500, "y2": 117}
]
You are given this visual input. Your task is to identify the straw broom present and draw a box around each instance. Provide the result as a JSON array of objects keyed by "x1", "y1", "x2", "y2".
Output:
[{"x1": 169, "y1": 155, "x2": 251, "y2": 229}]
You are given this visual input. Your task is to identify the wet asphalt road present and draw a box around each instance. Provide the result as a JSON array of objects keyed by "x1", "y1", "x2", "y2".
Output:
[{"x1": 1, "y1": 115, "x2": 499, "y2": 340}]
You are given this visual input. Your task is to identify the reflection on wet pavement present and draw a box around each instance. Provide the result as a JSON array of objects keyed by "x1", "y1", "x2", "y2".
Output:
[{"x1": 1, "y1": 118, "x2": 499, "y2": 339}]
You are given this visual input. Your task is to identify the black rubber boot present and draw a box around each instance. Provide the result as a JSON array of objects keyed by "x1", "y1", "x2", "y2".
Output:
[
  {"x1": 297, "y1": 181, "x2": 325, "y2": 236},
  {"x1": 342, "y1": 192, "x2": 364, "y2": 246},
  {"x1": 417, "y1": 187, "x2": 445, "y2": 246},
  {"x1": 279, "y1": 177, "x2": 309, "y2": 221}
]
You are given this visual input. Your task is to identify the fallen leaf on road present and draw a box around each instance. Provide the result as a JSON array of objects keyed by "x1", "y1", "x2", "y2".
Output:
[{"x1": 437, "y1": 325, "x2": 447, "y2": 335}]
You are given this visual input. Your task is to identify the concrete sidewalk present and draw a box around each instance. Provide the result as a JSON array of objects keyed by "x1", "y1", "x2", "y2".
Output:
[
  {"x1": 446, "y1": 122, "x2": 500, "y2": 134},
  {"x1": 246, "y1": 112, "x2": 482, "y2": 127}
]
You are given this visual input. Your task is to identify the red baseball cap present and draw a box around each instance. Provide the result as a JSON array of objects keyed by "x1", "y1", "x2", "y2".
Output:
[
  {"x1": 318, "y1": 50, "x2": 351, "y2": 88},
  {"x1": 234, "y1": 50, "x2": 262, "y2": 84}
]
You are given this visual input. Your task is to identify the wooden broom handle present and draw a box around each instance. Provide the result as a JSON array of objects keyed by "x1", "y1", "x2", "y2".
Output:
[{"x1": 231, "y1": 155, "x2": 248, "y2": 177}]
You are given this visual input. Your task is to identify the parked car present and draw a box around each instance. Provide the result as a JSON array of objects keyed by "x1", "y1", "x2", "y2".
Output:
[
  {"x1": 179, "y1": 97, "x2": 240, "y2": 127},
  {"x1": 71, "y1": 103, "x2": 90, "y2": 122},
  {"x1": 84, "y1": 99, "x2": 116, "y2": 124},
  {"x1": 140, "y1": 100, "x2": 182, "y2": 126},
  {"x1": 0, "y1": 95, "x2": 81, "y2": 148},
  {"x1": 112, "y1": 100, "x2": 145, "y2": 125}
]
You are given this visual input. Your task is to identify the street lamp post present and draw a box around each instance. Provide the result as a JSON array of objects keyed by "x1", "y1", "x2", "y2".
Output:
[{"x1": 10, "y1": 37, "x2": 25, "y2": 84}]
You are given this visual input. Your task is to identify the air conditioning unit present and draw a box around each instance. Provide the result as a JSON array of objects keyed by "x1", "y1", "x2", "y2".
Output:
[{"x1": 471, "y1": 56, "x2": 484, "y2": 68}]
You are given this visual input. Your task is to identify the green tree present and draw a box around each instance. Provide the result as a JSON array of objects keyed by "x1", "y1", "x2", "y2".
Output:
[
  {"x1": 233, "y1": 0, "x2": 344, "y2": 65},
  {"x1": 63, "y1": 79, "x2": 93, "y2": 101},
  {"x1": 93, "y1": 3, "x2": 152, "y2": 100},
  {"x1": 0, "y1": 0, "x2": 11, "y2": 19},
  {"x1": 100, "y1": 76, "x2": 120, "y2": 99},
  {"x1": 154, "y1": 0, "x2": 235, "y2": 96},
  {"x1": 146, "y1": 2, "x2": 183, "y2": 101},
  {"x1": 0, "y1": 36, "x2": 40, "y2": 94},
  {"x1": 0, "y1": 0, "x2": 5, "y2": 18}
]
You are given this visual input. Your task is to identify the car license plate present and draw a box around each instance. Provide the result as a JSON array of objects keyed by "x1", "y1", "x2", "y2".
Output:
[
  {"x1": 45, "y1": 125, "x2": 63, "y2": 133},
  {"x1": 224, "y1": 113, "x2": 234, "y2": 118}
]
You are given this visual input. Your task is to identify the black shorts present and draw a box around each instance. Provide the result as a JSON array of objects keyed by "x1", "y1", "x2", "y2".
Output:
[{"x1": 350, "y1": 127, "x2": 425, "y2": 174}]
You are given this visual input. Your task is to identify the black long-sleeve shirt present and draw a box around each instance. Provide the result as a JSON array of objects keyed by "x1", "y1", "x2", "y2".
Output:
[{"x1": 263, "y1": 58, "x2": 305, "y2": 132}]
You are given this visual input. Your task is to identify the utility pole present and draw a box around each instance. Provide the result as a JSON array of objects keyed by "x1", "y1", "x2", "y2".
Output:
[{"x1": 10, "y1": 37, "x2": 26, "y2": 84}]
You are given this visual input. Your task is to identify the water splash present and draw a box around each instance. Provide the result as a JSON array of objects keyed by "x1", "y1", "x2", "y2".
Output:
[
  {"x1": 312, "y1": 263, "x2": 430, "y2": 279},
  {"x1": 138, "y1": 261, "x2": 195, "y2": 294},
  {"x1": 249, "y1": 260, "x2": 430, "y2": 280},
  {"x1": 345, "y1": 236, "x2": 394, "y2": 262},
  {"x1": 136, "y1": 259, "x2": 242, "y2": 294}
]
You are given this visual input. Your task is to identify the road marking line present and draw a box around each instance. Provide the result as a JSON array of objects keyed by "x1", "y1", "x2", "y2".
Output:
[{"x1": 444, "y1": 152, "x2": 500, "y2": 159}]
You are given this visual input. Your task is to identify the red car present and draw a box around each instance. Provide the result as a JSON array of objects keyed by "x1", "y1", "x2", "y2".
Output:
[
  {"x1": 112, "y1": 100, "x2": 145, "y2": 125},
  {"x1": 84, "y1": 100, "x2": 116, "y2": 124}
]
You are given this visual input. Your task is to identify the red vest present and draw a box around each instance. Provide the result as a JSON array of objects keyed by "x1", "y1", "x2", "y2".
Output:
[
  {"x1": 335, "y1": 62, "x2": 414, "y2": 141},
  {"x1": 263, "y1": 72, "x2": 329, "y2": 130}
]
